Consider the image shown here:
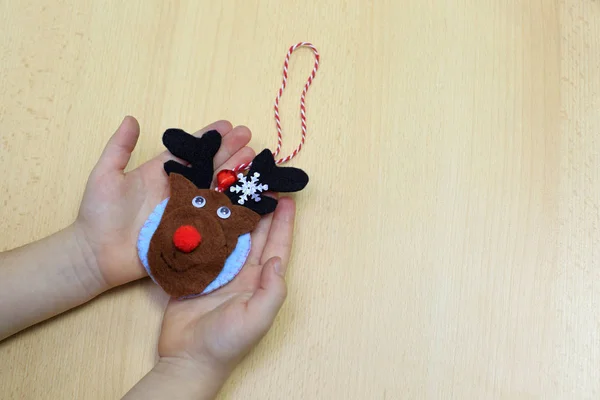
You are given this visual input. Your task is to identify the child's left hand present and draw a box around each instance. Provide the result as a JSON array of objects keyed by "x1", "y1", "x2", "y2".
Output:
[{"x1": 76, "y1": 116, "x2": 255, "y2": 289}]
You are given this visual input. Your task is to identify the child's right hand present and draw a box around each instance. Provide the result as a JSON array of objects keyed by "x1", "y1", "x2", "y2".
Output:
[
  {"x1": 123, "y1": 197, "x2": 296, "y2": 400},
  {"x1": 142, "y1": 198, "x2": 295, "y2": 398},
  {"x1": 75, "y1": 117, "x2": 255, "y2": 291},
  {"x1": 158, "y1": 196, "x2": 294, "y2": 363}
]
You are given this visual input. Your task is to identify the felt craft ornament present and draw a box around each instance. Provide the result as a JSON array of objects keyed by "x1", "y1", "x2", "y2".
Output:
[{"x1": 137, "y1": 43, "x2": 320, "y2": 299}]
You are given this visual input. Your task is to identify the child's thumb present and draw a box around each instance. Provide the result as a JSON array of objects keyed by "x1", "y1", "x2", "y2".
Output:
[
  {"x1": 95, "y1": 116, "x2": 140, "y2": 174},
  {"x1": 248, "y1": 257, "x2": 288, "y2": 331}
]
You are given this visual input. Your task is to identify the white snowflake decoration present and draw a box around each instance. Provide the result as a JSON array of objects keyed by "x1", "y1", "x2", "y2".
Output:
[{"x1": 230, "y1": 172, "x2": 269, "y2": 205}]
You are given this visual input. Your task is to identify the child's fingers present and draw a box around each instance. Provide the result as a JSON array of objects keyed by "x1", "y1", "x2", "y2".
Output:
[
  {"x1": 259, "y1": 198, "x2": 296, "y2": 266},
  {"x1": 247, "y1": 257, "x2": 287, "y2": 330},
  {"x1": 213, "y1": 126, "x2": 252, "y2": 168},
  {"x1": 247, "y1": 193, "x2": 279, "y2": 265},
  {"x1": 247, "y1": 212, "x2": 274, "y2": 265},
  {"x1": 213, "y1": 146, "x2": 256, "y2": 176},
  {"x1": 95, "y1": 116, "x2": 140, "y2": 174}
]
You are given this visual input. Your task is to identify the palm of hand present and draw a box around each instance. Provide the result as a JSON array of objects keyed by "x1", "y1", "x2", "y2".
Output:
[
  {"x1": 158, "y1": 198, "x2": 294, "y2": 370},
  {"x1": 78, "y1": 158, "x2": 168, "y2": 287}
]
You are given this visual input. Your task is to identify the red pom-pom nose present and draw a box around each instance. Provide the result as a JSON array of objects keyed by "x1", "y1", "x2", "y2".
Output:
[{"x1": 172, "y1": 225, "x2": 202, "y2": 253}]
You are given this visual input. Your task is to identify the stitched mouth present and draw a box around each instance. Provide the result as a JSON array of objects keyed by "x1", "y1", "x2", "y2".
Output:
[{"x1": 160, "y1": 252, "x2": 192, "y2": 273}]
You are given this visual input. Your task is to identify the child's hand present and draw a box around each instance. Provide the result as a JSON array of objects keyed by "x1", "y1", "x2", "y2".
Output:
[
  {"x1": 155, "y1": 198, "x2": 295, "y2": 390},
  {"x1": 76, "y1": 117, "x2": 254, "y2": 289}
]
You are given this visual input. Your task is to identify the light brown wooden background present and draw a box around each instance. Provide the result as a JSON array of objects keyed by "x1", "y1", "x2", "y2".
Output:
[{"x1": 0, "y1": 1, "x2": 599, "y2": 399}]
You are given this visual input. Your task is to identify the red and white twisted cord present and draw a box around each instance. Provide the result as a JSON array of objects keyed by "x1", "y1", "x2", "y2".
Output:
[{"x1": 234, "y1": 42, "x2": 320, "y2": 171}]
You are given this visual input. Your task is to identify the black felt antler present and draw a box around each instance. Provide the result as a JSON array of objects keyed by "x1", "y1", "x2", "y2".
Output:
[
  {"x1": 162, "y1": 129, "x2": 221, "y2": 189},
  {"x1": 161, "y1": 128, "x2": 309, "y2": 214},
  {"x1": 226, "y1": 150, "x2": 309, "y2": 215},
  {"x1": 248, "y1": 149, "x2": 309, "y2": 192}
]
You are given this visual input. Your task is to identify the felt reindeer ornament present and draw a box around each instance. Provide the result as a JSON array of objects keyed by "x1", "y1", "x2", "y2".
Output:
[{"x1": 137, "y1": 43, "x2": 320, "y2": 299}]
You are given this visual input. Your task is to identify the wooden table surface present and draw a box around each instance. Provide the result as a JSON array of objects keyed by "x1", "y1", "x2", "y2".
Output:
[{"x1": 1, "y1": 1, "x2": 599, "y2": 399}]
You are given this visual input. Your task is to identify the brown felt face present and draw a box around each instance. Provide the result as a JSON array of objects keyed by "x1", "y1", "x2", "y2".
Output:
[{"x1": 148, "y1": 174, "x2": 260, "y2": 298}]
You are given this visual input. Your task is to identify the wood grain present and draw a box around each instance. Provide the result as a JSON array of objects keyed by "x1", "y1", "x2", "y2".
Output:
[{"x1": 1, "y1": 0, "x2": 599, "y2": 398}]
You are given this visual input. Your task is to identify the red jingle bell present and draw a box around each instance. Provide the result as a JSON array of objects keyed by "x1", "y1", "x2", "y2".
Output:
[{"x1": 217, "y1": 169, "x2": 237, "y2": 192}]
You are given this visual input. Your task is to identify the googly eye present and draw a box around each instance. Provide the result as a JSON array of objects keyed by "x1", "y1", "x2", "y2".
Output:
[
  {"x1": 192, "y1": 196, "x2": 206, "y2": 208},
  {"x1": 217, "y1": 206, "x2": 231, "y2": 219}
]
